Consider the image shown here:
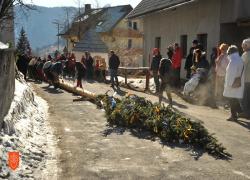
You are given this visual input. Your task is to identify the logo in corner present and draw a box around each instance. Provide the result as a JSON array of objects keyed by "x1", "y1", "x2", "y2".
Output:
[{"x1": 8, "y1": 152, "x2": 20, "y2": 170}]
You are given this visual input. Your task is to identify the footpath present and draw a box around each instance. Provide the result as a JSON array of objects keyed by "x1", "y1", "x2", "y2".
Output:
[{"x1": 34, "y1": 79, "x2": 250, "y2": 179}]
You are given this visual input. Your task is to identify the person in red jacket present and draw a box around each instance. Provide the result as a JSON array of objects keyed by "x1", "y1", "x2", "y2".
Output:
[{"x1": 171, "y1": 43, "x2": 182, "y2": 88}]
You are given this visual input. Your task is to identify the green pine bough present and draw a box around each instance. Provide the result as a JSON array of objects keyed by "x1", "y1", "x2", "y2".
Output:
[{"x1": 96, "y1": 94, "x2": 232, "y2": 159}]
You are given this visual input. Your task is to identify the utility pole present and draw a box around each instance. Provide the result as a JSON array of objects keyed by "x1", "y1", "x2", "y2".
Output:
[
  {"x1": 52, "y1": 20, "x2": 63, "y2": 52},
  {"x1": 66, "y1": 10, "x2": 69, "y2": 50},
  {"x1": 78, "y1": 0, "x2": 81, "y2": 41}
]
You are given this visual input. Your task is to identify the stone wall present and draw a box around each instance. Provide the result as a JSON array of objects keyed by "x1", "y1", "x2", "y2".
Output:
[{"x1": 0, "y1": 49, "x2": 15, "y2": 128}]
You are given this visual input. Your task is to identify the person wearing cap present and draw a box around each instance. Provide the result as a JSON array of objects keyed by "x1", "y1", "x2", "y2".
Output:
[
  {"x1": 185, "y1": 40, "x2": 198, "y2": 79},
  {"x1": 150, "y1": 48, "x2": 162, "y2": 93},
  {"x1": 223, "y1": 45, "x2": 244, "y2": 121},
  {"x1": 240, "y1": 38, "x2": 250, "y2": 118},
  {"x1": 109, "y1": 50, "x2": 120, "y2": 88}
]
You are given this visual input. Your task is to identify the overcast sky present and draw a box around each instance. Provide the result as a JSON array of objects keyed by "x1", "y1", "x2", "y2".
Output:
[{"x1": 23, "y1": 0, "x2": 141, "y2": 8}]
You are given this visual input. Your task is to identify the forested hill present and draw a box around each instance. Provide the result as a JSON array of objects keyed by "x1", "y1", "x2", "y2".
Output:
[{"x1": 14, "y1": 5, "x2": 77, "y2": 50}]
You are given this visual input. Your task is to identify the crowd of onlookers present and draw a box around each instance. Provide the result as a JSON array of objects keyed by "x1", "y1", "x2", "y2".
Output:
[
  {"x1": 16, "y1": 49, "x2": 121, "y2": 91},
  {"x1": 151, "y1": 38, "x2": 250, "y2": 121},
  {"x1": 16, "y1": 38, "x2": 250, "y2": 121},
  {"x1": 16, "y1": 51, "x2": 115, "y2": 88}
]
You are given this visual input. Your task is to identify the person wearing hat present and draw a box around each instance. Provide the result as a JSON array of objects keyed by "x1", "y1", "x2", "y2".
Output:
[
  {"x1": 240, "y1": 38, "x2": 250, "y2": 118},
  {"x1": 223, "y1": 45, "x2": 244, "y2": 121},
  {"x1": 185, "y1": 40, "x2": 198, "y2": 79},
  {"x1": 150, "y1": 48, "x2": 162, "y2": 93}
]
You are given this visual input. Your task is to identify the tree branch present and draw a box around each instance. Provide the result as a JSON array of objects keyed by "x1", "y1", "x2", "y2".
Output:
[{"x1": 0, "y1": 0, "x2": 36, "y2": 25}]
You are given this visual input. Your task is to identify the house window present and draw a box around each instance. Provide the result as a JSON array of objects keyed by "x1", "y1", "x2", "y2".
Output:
[
  {"x1": 197, "y1": 34, "x2": 208, "y2": 52},
  {"x1": 133, "y1": 22, "x2": 138, "y2": 30},
  {"x1": 128, "y1": 21, "x2": 132, "y2": 28},
  {"x1": 155, "y1": 37, "x2": 161, "y2": 49},
  {"x1": 180, "y1": 35, "x2": 187, "y2": 57},
  {"x1": 128, "y1": 39, "x2": 132, "y2": 49}
]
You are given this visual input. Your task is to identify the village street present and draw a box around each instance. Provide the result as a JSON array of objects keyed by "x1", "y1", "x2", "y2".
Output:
[
  {"x1": 2, "y1": 0, "x2": 250, "y2": 179},
  {"x1": 33, "y1": 81, "x2": 250, "y2": 180}
]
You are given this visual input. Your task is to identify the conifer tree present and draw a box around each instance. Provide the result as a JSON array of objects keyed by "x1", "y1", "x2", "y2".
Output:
[{"x1": 16, "y1": 27, "x2": 31, "y2": 55}]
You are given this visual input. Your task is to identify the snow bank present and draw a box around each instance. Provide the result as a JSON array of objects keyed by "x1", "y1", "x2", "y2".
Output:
[
  {"x1": 0, "y1": 79, "x2": 57, "y2": 179},
  {"x1": 119, "y1": 77, "x2": 156, "y2": 91}
]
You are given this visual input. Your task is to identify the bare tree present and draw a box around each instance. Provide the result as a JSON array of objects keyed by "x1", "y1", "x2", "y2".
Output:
[
  {"x1": 93, "y1": 0, "x2": 100, "y2": 8},
  {"x1": 0, "y1": 0, "x2": 33, "y2": 21}
]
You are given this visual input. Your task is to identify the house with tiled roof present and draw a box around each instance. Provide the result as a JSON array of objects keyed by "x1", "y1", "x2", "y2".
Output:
[
  {"x1": 60, "y1": 4, "x2": 143, "y2": 67},
  {"x1": 127, "y1": 0, "x2": 250, "y2": 77}
]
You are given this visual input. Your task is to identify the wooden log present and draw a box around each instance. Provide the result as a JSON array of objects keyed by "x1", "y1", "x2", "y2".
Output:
[{"x1": 58, "y1": 79, "x2": 96, "y2": 100}]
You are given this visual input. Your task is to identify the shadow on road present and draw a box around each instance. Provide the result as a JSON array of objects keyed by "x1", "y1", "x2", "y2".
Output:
[
  {"x1": 161, "y1": 96, "x2": 188, "y2": 109},
  {"x1": 42, "y1": 86, "x2": 64, "y2": 94},
  {"x1": 101, "y1": 125, "x2": 220, "y2": 161},
  {"x1": 231, "y1": 119, "x2": 250, "y2": 131},
  {"x1": 111, "y1": 86, "x2": 127, "y2": 96}
]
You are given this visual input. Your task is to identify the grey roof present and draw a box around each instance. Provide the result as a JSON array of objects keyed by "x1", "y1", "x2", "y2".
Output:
[
  {"x1": 96, "y1": 5, "x2": 132, "y2": 33},
  {"x1": 72, "y1": 28, "x2": 108, "y2": 53},
  {"x1": 127, "y1": 0, "x2": 193, "y2": 19},
  {"x1": 60, "y1": 5, "x2": 133, "y2": 36}
]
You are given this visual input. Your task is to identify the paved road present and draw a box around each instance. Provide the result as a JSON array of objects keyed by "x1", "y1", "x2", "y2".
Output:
[{"x1": 33, "y1": 82, "x2": 250, "y2": 180}]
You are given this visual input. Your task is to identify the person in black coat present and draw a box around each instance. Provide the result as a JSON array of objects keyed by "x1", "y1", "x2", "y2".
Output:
[
  {"x1": 185, "y1": 40, "x2": 198, "y2": 79},
  {"x1": 16, "y1": 54, "x2": 29, "y2": 80},
  {"x1": 50, "y1": 62, "x2": 63, "y2": 88},
  {"x1": 109, "y1": 50, "x2": 120, "y2": 87},
  {"x1": 85, "y1": 51, "x2": 94, "y2": 80},
  {"x1": 150, "y1": 48, "x2": 162, "y2": 93},
  {"x1": 158, "y1": 57, "x2": 173, "y2": 106},
  {"x1": 75, "y1": 59, "x2": 86, "y2": 88},
  {"x1": 193, "y1": 49, "x2": 210, "y2": 70}
]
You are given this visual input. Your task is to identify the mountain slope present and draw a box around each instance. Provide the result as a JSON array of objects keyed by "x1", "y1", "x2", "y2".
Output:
[{"x1": 14, "y1": 5, "x2": 77, "y2": 50}]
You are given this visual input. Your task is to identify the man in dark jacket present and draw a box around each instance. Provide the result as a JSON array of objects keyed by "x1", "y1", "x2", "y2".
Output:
[
  {"x1": 75, "y1": 60, "x2": 86, "y2": 88},
  {"x1": 85, "y1": 51, "x2": 94, "y2": 80},
  {"x1": 49, "y1": 62, "x2": 63, "y2": 89},
  {"x1": 16, "y1": 54, "x2": 29, "y2": 80},
  {"x1": 185, "y1": 40, "x2": 198, "y2": 79},
  {"x1": 109, "y1": 50, "x2": 120, "y2": 88},
  {"x1": 158, "y1": 58, "x2": 173, "y2": 106},
  {"x1": 151, "y1": 48, "x2": 162, "y2": 93}
]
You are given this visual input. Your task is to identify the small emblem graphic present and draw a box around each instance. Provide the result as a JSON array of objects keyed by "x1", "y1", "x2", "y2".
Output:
[{"x1": 8, "y1": 152, "x2": 20, "y2": 170}]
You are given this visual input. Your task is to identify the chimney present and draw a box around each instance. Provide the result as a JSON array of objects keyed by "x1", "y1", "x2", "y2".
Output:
[{"x1": 85, "y1": 4, "x2": 91, "y2": 14}]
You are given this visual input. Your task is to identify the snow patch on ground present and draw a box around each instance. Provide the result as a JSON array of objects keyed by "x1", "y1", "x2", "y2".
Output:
[
  {"x1": 63, "y1": 75, "x2": 157, "y2": 92},
  {"x1": 0, "y1": 80, "x2": 58, "y2": 179},
  {"x1": 118, "y1": 76, "x2": 156, "y2": 91}
]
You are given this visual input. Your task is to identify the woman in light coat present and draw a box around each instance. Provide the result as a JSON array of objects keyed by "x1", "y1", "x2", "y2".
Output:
[
  {"x1": 241, "y1": 38, "x2": 250, "y2": 118},
  {"x1": 215, "y1": 43, "x2": 229, "y2": 99},
  {"x1": 223, "y1": 45, "x2": 245, "y2": 121}
]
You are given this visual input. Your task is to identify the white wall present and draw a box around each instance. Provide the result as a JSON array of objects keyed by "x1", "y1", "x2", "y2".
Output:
[{"x1": 143, "y1": 0, "x2": 221, "y2": 78}]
